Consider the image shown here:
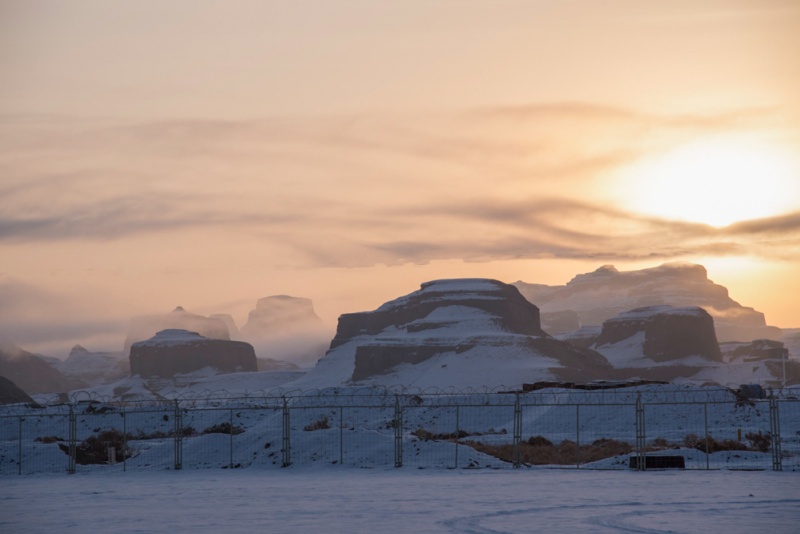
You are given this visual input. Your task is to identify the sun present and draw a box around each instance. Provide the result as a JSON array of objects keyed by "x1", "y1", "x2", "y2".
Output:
[{"x1": 617, "y1": 134, "x2": 800, "y2": 227}]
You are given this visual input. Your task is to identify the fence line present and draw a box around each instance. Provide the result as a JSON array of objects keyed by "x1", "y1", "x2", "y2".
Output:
[{"x1": 1, "y1": 387, "x2": 798, "y2": 475}]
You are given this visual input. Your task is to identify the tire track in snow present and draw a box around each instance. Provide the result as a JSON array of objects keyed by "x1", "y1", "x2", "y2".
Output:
[{"x1": 441, "y1": 499, "x2": 800, "y2": 534}]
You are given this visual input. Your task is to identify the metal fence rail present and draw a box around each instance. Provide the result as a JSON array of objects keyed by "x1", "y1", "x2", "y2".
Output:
[{"x1": 1, "y1": 387, "x2": 798, "y2": 475}]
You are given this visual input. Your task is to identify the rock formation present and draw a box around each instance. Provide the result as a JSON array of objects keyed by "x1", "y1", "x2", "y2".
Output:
[
  {"x1": 0, "y1": 337, "x2": 80, "y2": 394},
  {"x1": 591, "y1": 305, "x2": 723, "y2": 381},
  {"x1": 595, "y1": 305, "x2": 722, "y2": 363},
  {"x1": 124, "y1": 307, "x2": 230, "y2": 352},
  {"x1": 296, "y1": 279, "x2": 612, "y2": 389},
  {"x1": 0, "y1": 375, "x2": 35, "y2": 404},
  {"x1": 129, "y1": 329, "x2": 257, "y2": 379},
  {"x1": 514, "y1": 262, "x2": 780, "y2": 342},
  {"x1": 54, "y1": 345, "x2": 128, "y2": 386},
  {"x1": 240, "y1": 295, "x2": 329, "y2": 368}
]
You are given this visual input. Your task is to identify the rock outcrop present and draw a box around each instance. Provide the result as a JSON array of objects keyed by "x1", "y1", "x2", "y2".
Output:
[
  {"x1": 296, "y1": 279, "x2": 612, "y2": 389},
  {"x1": 240, "y1": 295, "x2": 329, "y2": 368},
  {"x1": 595, "y1": 305, "x2": 722, "y2": 363},
  {"x1": 124, "y1": 307, "x2": 230, "y2": 351},
  {"x1": 591, "y1": 305, "x2": 723, "y2": 382},
  {"x1": 0, "y1": 376, "x2": 35, "y2": 404},
  {"x1": 514, "y1": 262, "x2": 780, "y2": 342},
  {"x1": 0, "y1": 337, "x2": 80, "y2": 394},
  {"x1": 54, "y1": 345, "x2": 128, "y2": 386},
  {"x1": 129, "y1": 329, "x2": 257, "y2": 379},
  {"x1": 721, "y1": 339, "x2": 789, "y2": 364}
]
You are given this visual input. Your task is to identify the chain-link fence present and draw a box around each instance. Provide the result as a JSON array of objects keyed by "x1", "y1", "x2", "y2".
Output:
[{"x1": 1, "y1": 387, "x2": 798, "y2": 475}]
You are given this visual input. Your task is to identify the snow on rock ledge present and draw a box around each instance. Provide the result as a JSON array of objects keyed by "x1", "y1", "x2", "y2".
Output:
[
  {"x1": 594, "y1": 305, "x2": 722, "y2": 369},
  {"x1": 295, "y1": 279, "x2": 611, "y2": 389}
]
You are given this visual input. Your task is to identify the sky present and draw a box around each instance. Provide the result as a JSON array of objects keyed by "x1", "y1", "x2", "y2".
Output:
[{"x1": 2, "y1": 0, "x2": 800, "y2": 356}]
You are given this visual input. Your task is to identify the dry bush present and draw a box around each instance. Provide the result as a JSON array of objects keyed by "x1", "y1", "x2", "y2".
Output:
[
  {"x1": 57, "y1": 429, "x2": 135, "y2": 465},
  {"x1": 462, "y1": 436, "x2": 633, "y2": 465},
  {"x1": 746, "y1": 432, "x2": 771, "y2": 453},
  {"x1": 682, "y1": 433, "x2": 750, "y2": 453},
  {"x1": 202, "y1": 422, "x2": 245, "y2": 435},
  {"x1": 303, "y1": 416, "x2": 330, "y2": 431},
  {"x1": 34, "y1": 436, "x2": 64, "y2": 444},
  {"x1": 413, "y1": 429, "x2": 468, "y2": 441}
]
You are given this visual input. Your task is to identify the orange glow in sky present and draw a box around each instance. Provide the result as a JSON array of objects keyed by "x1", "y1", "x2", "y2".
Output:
[{"x1": 1, "y1": 0, "x2": 800, "y2": 355}]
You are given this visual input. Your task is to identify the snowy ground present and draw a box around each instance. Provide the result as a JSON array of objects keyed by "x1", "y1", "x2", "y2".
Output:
[{"x1": 2, "y1": 468, "x2": 798, "y2": 533}]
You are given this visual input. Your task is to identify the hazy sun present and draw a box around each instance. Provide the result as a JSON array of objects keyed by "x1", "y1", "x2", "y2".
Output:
[{"x1": 618, "y1": 134, "x2": 800, "y2": 227}]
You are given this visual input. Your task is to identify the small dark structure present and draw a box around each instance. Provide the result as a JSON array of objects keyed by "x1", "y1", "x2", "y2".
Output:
[{"x1": 629, "y1": 455, "x2": 686, "y2": 469}]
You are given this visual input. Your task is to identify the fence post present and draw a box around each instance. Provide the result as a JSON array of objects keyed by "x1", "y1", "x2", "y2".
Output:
[
  {"x1": 229, "y1": 408, "x2": 234, "y2": 468},
  {"x1": 122, "y1": 409, "x2": 127, "y2": 472},
  {"x1": 512, "y1": 393, "x2": 522, "y2": 468},
  {"x1": 454, "y1": 405, "x2": 460, "y2": 469},
  {"x1": 703, "y1": 403, "x2": 709, "y2": 470},
  {"x1": 769, "y1": 391, "x2": 782, "y2": 471},
  {"x1": 576, "y1": 405, "x2": 581, "y2": 469},
  {"x1": 282, "y1": 397, "x2": 291, "y2": 467},
  {"x1": 68, "y1": 406, "x2": 76, "y2": 474},
  {"x1": 634, "y1": 393, "x2": 645, "y2": 471},
  {"x1": 394, "y1": 395, "x2": 403, "y2": 468},
  {"x1": 339, "y1": 406, "x2": 344, "y2": 466},
  {"x1": 173, "y1": 400, "x2": 183, "y2": 470},
  {"x1": 18, "y1": 416, "x2": 23, "y2": 475}
]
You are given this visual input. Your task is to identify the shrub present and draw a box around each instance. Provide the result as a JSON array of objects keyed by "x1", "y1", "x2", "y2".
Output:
[
  {"x1": 303, "y1": 416, "x2": 330, "y2": 432},
  {"x1": 683, "y1": 433, "x2": 748, "y2": 453},
  {"x1": 202, "y1": 422, "x2": 245, "y2": 435},
  {"x1": 527, "y1": 435, "x2": 553, "y2": 447},
  {"x1": 746, "y1": 431, "x2": 771, "y2": 453},
  {"x1": 413, "y1": 429, "x2": 468, "y2": 441},
  {"x1": 57, "y1": 429, "x2": 134, "y2": 465},
  {"x1": 34, "y1": 436, "x2": 64, "y2": 444},
  {"x1": 463, "y1": 437, "x2": 632, "y2": 466}
]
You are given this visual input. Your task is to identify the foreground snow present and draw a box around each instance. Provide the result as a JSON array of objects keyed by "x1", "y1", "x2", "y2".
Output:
[{"x1": 1, "y1": 469, "x2": 798, "y2": 533}]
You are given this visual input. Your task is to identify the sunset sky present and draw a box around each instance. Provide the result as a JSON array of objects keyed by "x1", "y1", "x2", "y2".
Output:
[{"x1": 2, "y1": 0, "x2": 800, "y2": 356}]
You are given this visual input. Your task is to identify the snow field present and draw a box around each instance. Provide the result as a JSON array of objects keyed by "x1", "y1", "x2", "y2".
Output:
[{"x1": 1, "y1": 469, "x2": 799, "y2": 533}]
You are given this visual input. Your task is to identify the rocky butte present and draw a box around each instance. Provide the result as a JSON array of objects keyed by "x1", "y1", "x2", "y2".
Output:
[
  {"x1": 240, "y1": 295, "x2": 329, "y2": 368},
  {"x1": 124, "y1": 307, "x2": 230, "y2": 352},
  {"x1": 513, "y1": 262, "x2": 780, "y2": 342},
  {"x1": 294, "y1": 279, "x2": 611, "y2": 389},
  {"x1": 129, "y1": 329, "x2": 257, "y2": 379},
  {"x1": 0, "y1": 337, "x2": 78, "y2": 394}
]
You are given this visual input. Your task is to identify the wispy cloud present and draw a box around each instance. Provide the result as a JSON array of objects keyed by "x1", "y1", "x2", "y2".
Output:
[{"x1": 1, "y1": 105, "x2": 795, "y2": 266}]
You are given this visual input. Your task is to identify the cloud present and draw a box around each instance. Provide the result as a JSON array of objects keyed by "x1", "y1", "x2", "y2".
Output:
[{"x1": 0, "y1": 105, "x2": 795, "y2": 266}]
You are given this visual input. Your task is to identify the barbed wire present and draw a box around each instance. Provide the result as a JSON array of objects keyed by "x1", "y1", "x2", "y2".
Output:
[{"x1": 5, "y1": 383, "x2": 795, "y2": 415}]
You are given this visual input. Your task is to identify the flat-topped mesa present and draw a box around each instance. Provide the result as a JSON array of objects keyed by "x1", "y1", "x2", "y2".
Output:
[
  {"x1": 239, "y1": 295, "x2": 328, "y2": 369},
  {"x1": 124, "y1": 307, "x2": 230, "y2": 351},
  {"x1": 129, "y1": 329, "x2": 257, "y2": 379},
  {"x1": 295, "y1": 278, "x2": 611, "y2": 389},
  {"x1": 241, "y1": 295, "x2": 323, "y2": 335},
  {"x1": 596, "y1": 305, "x2": 723, "y2": 363},
  {"x1": 331, "y1": 278, "x2": 544, "y2": 350},
  {"x1": 513, "y1": 261, "x2": 779, "y2": 342}
]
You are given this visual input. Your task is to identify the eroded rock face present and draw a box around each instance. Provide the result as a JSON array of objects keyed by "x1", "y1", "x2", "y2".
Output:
[
  {"x1": 332, "y1": 279, "x2": 545, "y2": 349},
  {"x1": 596, "y1": 306, "x2": 722, "y2": 363},
  {"x1": 129, "y1": 329, "x2": 257, "y2": 378},
  {"x1": 0, "y1": 338, "x2": 79, "y2": 394},
  {"x1": 124, "y1": 307, "x2": 230, "y2": 352},
  {"x1": 299, "y1": 279, "x2": 611, "y2": 389},
  {"x1": 0, "y1": 376, "x2": 35, "y2": 404},
  {"x1": 514, "y1": 262, "x2": 780, "y2": 342},
  {"x1": 721, "y1": 339, "x2": 788, "y2": 363}
]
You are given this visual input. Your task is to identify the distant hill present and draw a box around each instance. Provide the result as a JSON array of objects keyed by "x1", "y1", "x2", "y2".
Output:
[
  {"x1": 294, "y1": 278, "x2": 612, "y2": 389},
  {"x1": 0, "y1": 337, "x2": 81, "y2": 394},
  {"x1": 514, "y1": 262, "x2": 781, "y2": 343}
]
